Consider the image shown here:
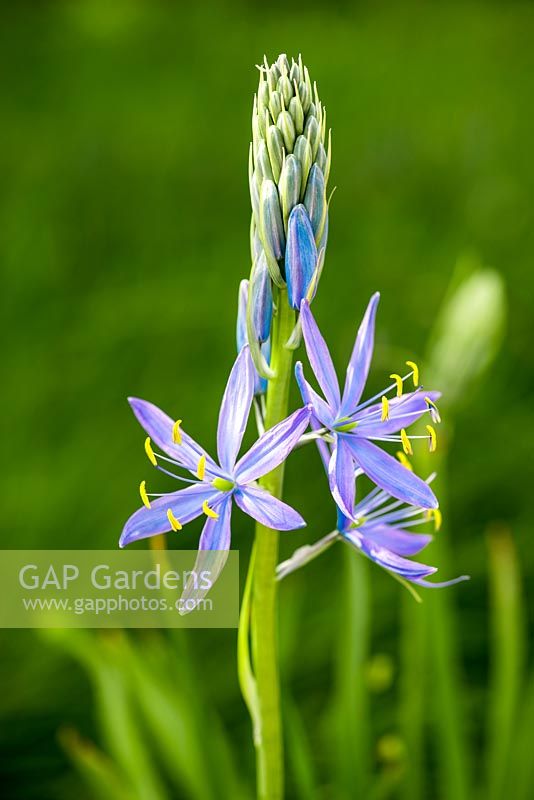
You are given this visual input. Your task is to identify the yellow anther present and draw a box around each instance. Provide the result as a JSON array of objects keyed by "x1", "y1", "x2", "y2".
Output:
[
  {"x1": 390, "y1": 373, "x2": 403, "y2": 397},
  {"x1": 426, "y1": 424, "x2": 437, "y2": 452},
  {"x1": 406, "y1": 360, "x2": 419, "y2": 386},
  {"x1": 396, "y1": 451, "x2": 413, "y2": 471},
  {"x1": 172, "y1": 419, "x2": 183, "y2": 445},
  {"x1": 202, "y1": 500, "x2": 219, "y2": 520},
  {"x1": 144, "y1": 436, "x2": 157, "y2": 466},
  {"x1": 400, "y1": 428, "x2": 413, "y2": 456},
  {"x1": 426, "y1": 508, "x2": 442, "y2": 532},
  {"x1": 197, "y1": 454, "x2": 206, "y2": 481},
  {"x1": 139, "y1": 480, "x2": 151, "y2": 509},
  {"x1": 167, "y1": 509, "x2": 182, "y2": 531},
  {"x1": 381, "y1": 395, "x2": 390, "y2": 422},
  {"x1": 425, "y1": 396, "x2": 441, "y2": 423}
]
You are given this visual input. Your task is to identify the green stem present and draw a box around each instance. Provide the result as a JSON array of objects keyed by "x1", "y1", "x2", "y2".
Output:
[{"x1": 248, "y1": 290, "x2": 295, "y2": 800}]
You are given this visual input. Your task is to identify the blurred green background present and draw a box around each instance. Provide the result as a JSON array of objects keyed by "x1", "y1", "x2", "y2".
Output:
[{"x1": 1, "y1": 1, "x2": 533, "y2": 798}]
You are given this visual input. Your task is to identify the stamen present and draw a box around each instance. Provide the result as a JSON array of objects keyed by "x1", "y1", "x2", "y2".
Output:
[
  {"x1": 144, "y1": 437, "x2": 157, "y2": 466},
  {"x1": 167, "y1": 509, "x2": 182, "y2": 531},
  {"x1": 381, "y1": 396, "x2": 389, "y2": 422},
  {"x1": 396, "y1": 451, "x2": 413, "y2": 471},
  {"x1": 406, "y1": 360, "x2": 419, "y2": 386},
  {"x1": 172, "y1": 419, "x2": 183, "y2": 445},
  {"x1": 390, "y1": 374, "x2": 403, "y2": 398},
  {"x1": 139, "y1": 480, "x2": 151, "y2": 509},
  {"x1": 202, "y1": 500, "x2": 219, "y2": 519},
  {"x1": 426, "y1": 508, "x2": 442, "y2": 531},
  {"x1": 425, "y1": 396, "x2": 441, "y2": 424},
  {"x1": 400, "y1": 428, "x2": 413, "y2": 455},
  {"x1": 197, "y1": 454, "x2": 206, "y2": 480},
  {"x1": 426, "y1": 424, "x2": 437, "y2": 452}
]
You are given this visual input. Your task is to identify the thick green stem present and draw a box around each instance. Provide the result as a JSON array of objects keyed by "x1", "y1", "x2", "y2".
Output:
[{"x1": 250, "y1": 291, "x2": 295, "y2": 800}]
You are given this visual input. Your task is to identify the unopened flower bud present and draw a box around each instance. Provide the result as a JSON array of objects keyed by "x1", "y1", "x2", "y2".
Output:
[
  {"x1": 304, "y1": 164, "x2": 327, "y2": 242},
  {"x1": 250, "y1": 252, "x2": 273, "y2": 342},
  {"x1": 286, "y1": 205, "x2": 318, "y2": 310}
]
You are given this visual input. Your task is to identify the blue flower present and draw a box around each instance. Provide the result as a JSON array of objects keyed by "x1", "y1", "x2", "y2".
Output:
[
  {"x1": 121, "y1": 347, "x2": 311, "y2": 603},
  {"x1": 337, "y1": 481, "x2": 468, "y2": 587},
  {"x1": 296, "y1": 294, "x2": 441, "y2": 519}
]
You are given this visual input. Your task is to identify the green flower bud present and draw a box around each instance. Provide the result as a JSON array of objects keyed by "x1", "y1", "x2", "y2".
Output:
[
  {"x1": 259, "y1": 180, "x2": 285, "y2": 287},
  {"x1": 294, "y1": 135, "x2": 313, "y2": 197},
  {"x1": 289, "y1": 95, "x2": 304, "y2": 136},
  {"x1": 279, "y1": 155, "x2": 302, "y2": 226},
  {"x1": 277, "y1": 109, "x2": 296, "y2": 152},
  {"x1": 269, "y1": 90, "x2": 282, "y2": 122},
  {"x1": 266, "y1": 125, "x2": 284, "y2": 183},
  {"x1": 304, "y1": 164, "x2": 327, "y2": 243},
  {"x1": 278, "y1": 74, "x2": 293, "y2": 106}
]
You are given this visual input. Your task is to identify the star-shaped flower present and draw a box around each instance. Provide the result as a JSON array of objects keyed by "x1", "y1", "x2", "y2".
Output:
[
  {"x1": 121, "y1": 347, "x2": 311, "y2": 602},
  {"x1": 296, "y1": 294, "x2": 440, "y2": 520}
]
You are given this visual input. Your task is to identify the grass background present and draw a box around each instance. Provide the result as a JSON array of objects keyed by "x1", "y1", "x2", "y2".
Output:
[{"x1": 1, "y1": 1, "x2": 533, "y2": 797}]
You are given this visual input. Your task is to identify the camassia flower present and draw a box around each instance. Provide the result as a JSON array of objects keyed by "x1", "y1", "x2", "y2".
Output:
[
  {"x1": 277, "y1": 478, "x2": 469, "y2": 588},
  {"x1": 120, "y1": 346, "x2": 311, "y2": 600},
  {"x1": 336, "y1": 480, "x2": 468, "y2": 587},
  {"x1": 295, "y1": 294, "x2": 441, "y2": 520}
]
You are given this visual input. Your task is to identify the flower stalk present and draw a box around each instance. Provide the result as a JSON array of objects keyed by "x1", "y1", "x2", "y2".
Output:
[{"x1": 249, "y1": 290, "x2": 295, "y2": 799}]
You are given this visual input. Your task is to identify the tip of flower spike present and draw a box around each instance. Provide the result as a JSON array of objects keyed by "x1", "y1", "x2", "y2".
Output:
[
  {"x1": 202, "y1": 500, "x2": 219, "y2": 520},
  {"x1": 406, "y1": 360, "x2": 419, "y2": 386},
  {"x1": 172, "y1": 419, "x2": 183, "y2": 445},
  {"x1": 144, "y1": 437, "x2": 157, "y2": 466},
  {"x1": 139, "y1": 480, "x2": 151, "y2": 509},
  {"x1": 167, "y1": 509, "x2": 182, "y2": 532}
]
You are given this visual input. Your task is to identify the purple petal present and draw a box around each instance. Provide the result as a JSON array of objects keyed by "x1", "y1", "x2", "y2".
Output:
[
  {"x1": 413, "y1": 575, "x2": 470, "y2": 588},
  {"x1": 345, "y1": 436, "x2": 438, "y2": 509},
  {"x1": 344, "y1": 530, "x2": 437, "y2": 579},
  {"x1": 355, "y1": 390, "x2": 441, "y2": 436},
  {"x1": 217, "y1": 347, "x2": 255, "y2": 472},
  {"x1": 328, "y1": 436, "x2": 356, "y2": 520},
  {"x1": 119, "y1": 484, "x2": 221, "y2": 547},
  {"x1": 128, "y1": 398, "x2": 220, "y2": 478},
  {"x1": 300, "y1": 300, "x2": 340, "y2": 411},
  {"x1": 295, "y1": 363, "x2": 332, "y2": 471},
  {"x1": 235, "y1": 406, "x2": 311, "y2": 484},
  {"x1": 295, "y1": 361, "x2": 335, "y2": 427},
  {"x1": 340, "y1": 292, "x2": 380, "y2": 417},
  {"x1": 359, "y1": 522, "x2": 432, "y2": 556},
  {"x1": 180, "y1": 496, "x2": 233, "y2": 612},
  {"x1": 234, "y1": 486, "x2": 306, "y2": 530}
]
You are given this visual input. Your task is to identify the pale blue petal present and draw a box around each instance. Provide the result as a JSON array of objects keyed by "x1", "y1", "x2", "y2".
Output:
[
  {"x1": 355, "y1": 390, "x2": 441, "y2": 436},
  {"x1": 119, "y1": 484, "x2": 221, "y2": 547},
  {"x1": 235, "y1": 406, "x2": 311, "y2": 484},
  {"x1": 128, "y1": 398, "x2": 221, "y2": 478},
  {"x1": 295, "y1": 361, "x2": 335, "y2": 427},
  {"x1": 234, "y1": 485, "x2": 306, "y2": 531},
  {"x1": 359, "y1": 522, "x2": 432, "y2": 556},
  {"x1": 217, "y1": 347, "x2": 255, "y2": 472},
  {"x1": 328, "y1": 437, "x2": 356, "y2": 520},
  {"x1": 179, "y1": 496, "x2": 233, "y2": 613},
  {"x1": 344, "y1": 530, "x2": 437, "y2": 579},
  {"x1": 340, "y1": 292, "x2": 380, "y2": 416},
  {"x1": 300, "y1": 300, "x2": 340, "y2": 411},
  {"x1": 345, "y1": 436, "x2": 438, "y2": 509}
]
